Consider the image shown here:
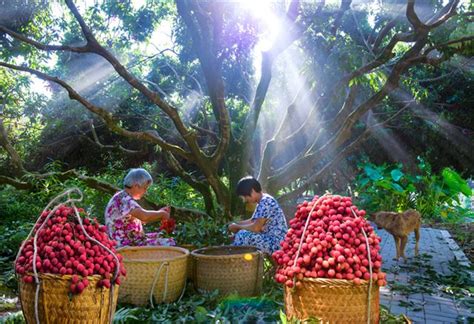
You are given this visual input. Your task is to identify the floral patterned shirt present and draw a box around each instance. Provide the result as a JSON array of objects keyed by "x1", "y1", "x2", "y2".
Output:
[{"x1": 104, "y1": 190, "x2": 175, "y2": 247}]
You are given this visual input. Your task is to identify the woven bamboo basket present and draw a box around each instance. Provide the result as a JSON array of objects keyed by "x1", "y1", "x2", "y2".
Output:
[
  {"x1": 178, "y1": 244, "x2": 196, "y2": 280},
  {"x1": 191, "y1": 245, "x2": 263, "y2": 297},
  {"x1": 284, "y1": 278, "x2": 380, "y2": 323},
  {"x1": 19, "y1": 273, "x2": 119, "y2": 324},
  {"x1": 117, "y1": 246, "x2": 188, "y2": 306}
]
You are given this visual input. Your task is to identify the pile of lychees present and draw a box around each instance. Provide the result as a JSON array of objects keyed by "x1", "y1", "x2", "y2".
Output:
[
  {"x1": 273, "y1": 195, "x2": 387, "y2": 288},
  {"x1": 16, "y1": 205, "x2": 126, "y2": 294}
]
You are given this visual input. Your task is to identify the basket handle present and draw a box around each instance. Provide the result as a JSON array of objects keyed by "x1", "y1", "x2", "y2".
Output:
[
  {"x1": 255, "y1": 250, "x2": 264, "y2": 295},
  {"x1": 149, "y1": 261, "x2": 170, "y2": 308},
  {"x1": 350, "y1": 206, "x2": 374, "y2": 324},
  {"x1": 20, "y1": 188, "x2": 84, "y2": 324}
]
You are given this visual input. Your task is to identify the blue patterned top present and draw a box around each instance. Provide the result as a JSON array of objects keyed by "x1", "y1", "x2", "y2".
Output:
[
  {"x1": 253, "y1": 194, "x2": 288, "y2": 247},
  {"x1": 233, "y1": 193, "x2": 288, "y2": 254}
]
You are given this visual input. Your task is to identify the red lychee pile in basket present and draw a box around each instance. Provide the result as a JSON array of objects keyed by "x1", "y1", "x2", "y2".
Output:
[
  {"x1": 272, "y1": 195, "x2": 386, "y2": 288},
  {"x1": 15, "y1": 205, "x2": 126, "y2": 295}
]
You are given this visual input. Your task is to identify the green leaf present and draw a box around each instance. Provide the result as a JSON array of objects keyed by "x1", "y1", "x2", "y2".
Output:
[
  {"x1": 195, "y1": 306, "x2": 208, "y2": 323},
  {"x1": 364, "y1": 165, "x2": 383, "y2": 181},
  {"x1": 359, "y1": 178, "x2": 370, "y2": 187},
  {"x1": 390, "y1": 169, "x2": 404, "y2": 182},
  {"x1": 280, "y1": 310, "x2": 287, "y2": 324},
  {"x1": 442, "y1": 168, "x2": 472, "y2": 196},
  {"x1": 377, "y1": 180, "x2": 392, "y2": 190},
  {"x1": 391, "y1": 183, "x2": 405, "y2": 193}
]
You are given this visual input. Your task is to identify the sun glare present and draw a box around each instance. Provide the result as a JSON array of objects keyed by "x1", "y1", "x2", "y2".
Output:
[{"x1": 238, "y1": 0, "x2": 283, "y2": 51}]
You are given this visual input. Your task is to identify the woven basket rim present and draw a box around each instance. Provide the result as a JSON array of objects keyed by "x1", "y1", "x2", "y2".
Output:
[
  {"x1": 191, "y1": 245, "x2": 262, "y2": 259},
  {"x1": 117, "y1": 245, "x2": 189, "y2": 262},
  {"x1": 23, "y1": 273, "x2": 104, "y2": 280},
  {"x1": 298, "y1": 277, "x2": 379, "y2": 287}
]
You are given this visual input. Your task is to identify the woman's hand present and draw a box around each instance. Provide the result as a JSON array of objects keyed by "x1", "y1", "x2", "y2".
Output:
[
  {"x1": 159, "y1": 206, "x2": 171, "y2": 220},
  {"x1": 228, "y1": 223, "x2": 240, "y2": 233},
  {"x1": 131, "y1": 206, "x2": 170, "y2": 223}
]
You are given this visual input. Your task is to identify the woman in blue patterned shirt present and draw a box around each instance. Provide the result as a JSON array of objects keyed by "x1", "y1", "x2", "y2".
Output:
[{"x1": 229, "y1": 176, "x2": 288, "y2": 254}]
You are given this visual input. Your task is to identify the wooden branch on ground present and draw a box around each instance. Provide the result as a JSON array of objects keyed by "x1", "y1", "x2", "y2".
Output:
[{"x1": 0, "y1": 175, "x2": 31, "y2": 190}]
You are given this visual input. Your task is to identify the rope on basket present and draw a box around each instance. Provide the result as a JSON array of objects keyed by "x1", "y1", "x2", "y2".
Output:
[
  {"x1": 291, "y1": 194, "x2": 329, "y2": 287},
  {"x1": 176, "y1": 277, "x2": 187, "y2": 303},
  {"x1": 15, "y1": 188, "x2": 121, "y2": 324},
  {"x1": 70, "y1": 194, "x2": 121, "y2": 323},
  {"x1": 350, "y1": 206, "x2": 374, "y2": 324},
  {"x1": 149, "y1": 261, "x2": 170, "y2": 308},
  {"x1": 289, "y1": 194, "x2": 374, "y2": 324},
  {"x1": 255, "y1": 250, "x2": 264, "y2": 295}
]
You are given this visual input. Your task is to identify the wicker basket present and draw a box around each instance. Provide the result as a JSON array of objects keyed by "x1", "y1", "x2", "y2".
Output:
[
  {"x1": 178, "y1": 244, "x2": 196, "y2": 280},
  {"x1": 19, "y1": 273, "x2": 119, "y2": 324},
  {"x1": 191, "y1": 245, "x2": 263, "y2": 297},
  {"x1": 284, "y1": 278, "x2": 380, "y2": 323},
  {"x1": 117, "y1": 246, "x2": 188, "y2": 306}
]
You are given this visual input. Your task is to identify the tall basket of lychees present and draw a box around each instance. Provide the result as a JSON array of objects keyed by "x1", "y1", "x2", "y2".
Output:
[
  {"x1": 273, "y1": 194, "x2": 386, "y2": 323},
  {"x1": 15, "y1": 188, "x2": 125, "y2": 324}
]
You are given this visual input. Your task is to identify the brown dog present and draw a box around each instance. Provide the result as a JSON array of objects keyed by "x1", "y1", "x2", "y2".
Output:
[{"x1": 370, "y1": 209, "x2": 421, "y2": 262}]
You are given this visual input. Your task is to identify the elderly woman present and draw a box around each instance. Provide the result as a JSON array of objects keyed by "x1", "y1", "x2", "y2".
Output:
[{"x1": 104, "y1": 168, "x2": 175, "y2": 247}]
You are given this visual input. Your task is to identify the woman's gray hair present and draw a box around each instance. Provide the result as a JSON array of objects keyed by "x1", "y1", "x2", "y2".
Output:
[{"x1": 123, "y1": 168, "x2": 153, "y2": 188}]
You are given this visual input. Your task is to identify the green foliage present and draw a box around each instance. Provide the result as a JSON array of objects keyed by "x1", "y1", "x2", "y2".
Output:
[
  {"x1": 174, "y1": 216, "x2": 230, "y2": 248},
  {"x1": 144, "y1": 172, "x2": 205, "y2": 211},
  {"x1": 114, "y1": 279, "x2": 282, "y2": 323},
  {"x1": 354, "y1": 158, "x2": 473, "y2": 221},
  {"x1": 1, "y1": 311, "x2": 25, "y2": 324},
  {"x1": 0, "y1": 221, "x2": 32, "y2": 262},
  {"x1": 354, "y1": 161, "x2": 417, "y2": 212}
]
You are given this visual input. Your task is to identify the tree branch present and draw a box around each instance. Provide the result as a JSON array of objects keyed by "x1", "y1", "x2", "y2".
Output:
[
  {"x1": 278, "y1": 103, "x2": 411, "y2": 203},
  {"x1": 0, "y1": 25, "x2": 89, "y2": 52},
  {"x1": 372, "y1": 18, "x2": 399, "y2": 53},
  {"x1": 175, "y1": 1, "x2": 230, "y2": 168},
  {"x1": 0, "y1": 117, "x2": 27, "y2": 176},
  {"x1": 79, "y1": 120, "x2": 145, "y2": 154},
  {"x1": 406, "y1": 0, "x2": 426, "y2": 30},
  {"x1": 423, "y1": 35, "x2": 474, "y2": 55},
  {"x1": 0, "y1": 62, "x2": 192, "y2": 160},
  {"x1": 240, "y1": 0, "x2": 304, "y2": 149},
  {"x1": 163, "y1": 151, "x2": 215, "y2": 216},
  {"x1": 268, "y1": 28, "x2": 432, "y2": 192},
  {"x1": 426, "y1": 0, "x2": 460, "y2": 28},
  {"x1": 0, "y1": 175, "x2": 31, "y2": 190},
  {"x1": 331, "y1": 0, "x2": 352, "y2": 35},
  {"x1": 64, "y1": 0, "x2": 206, "y2": 162}
]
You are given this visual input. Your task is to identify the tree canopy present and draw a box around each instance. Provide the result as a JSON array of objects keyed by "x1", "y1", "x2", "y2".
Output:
[{"x1": 0, "y1": 0, "x2": 472, "y2": 216}]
